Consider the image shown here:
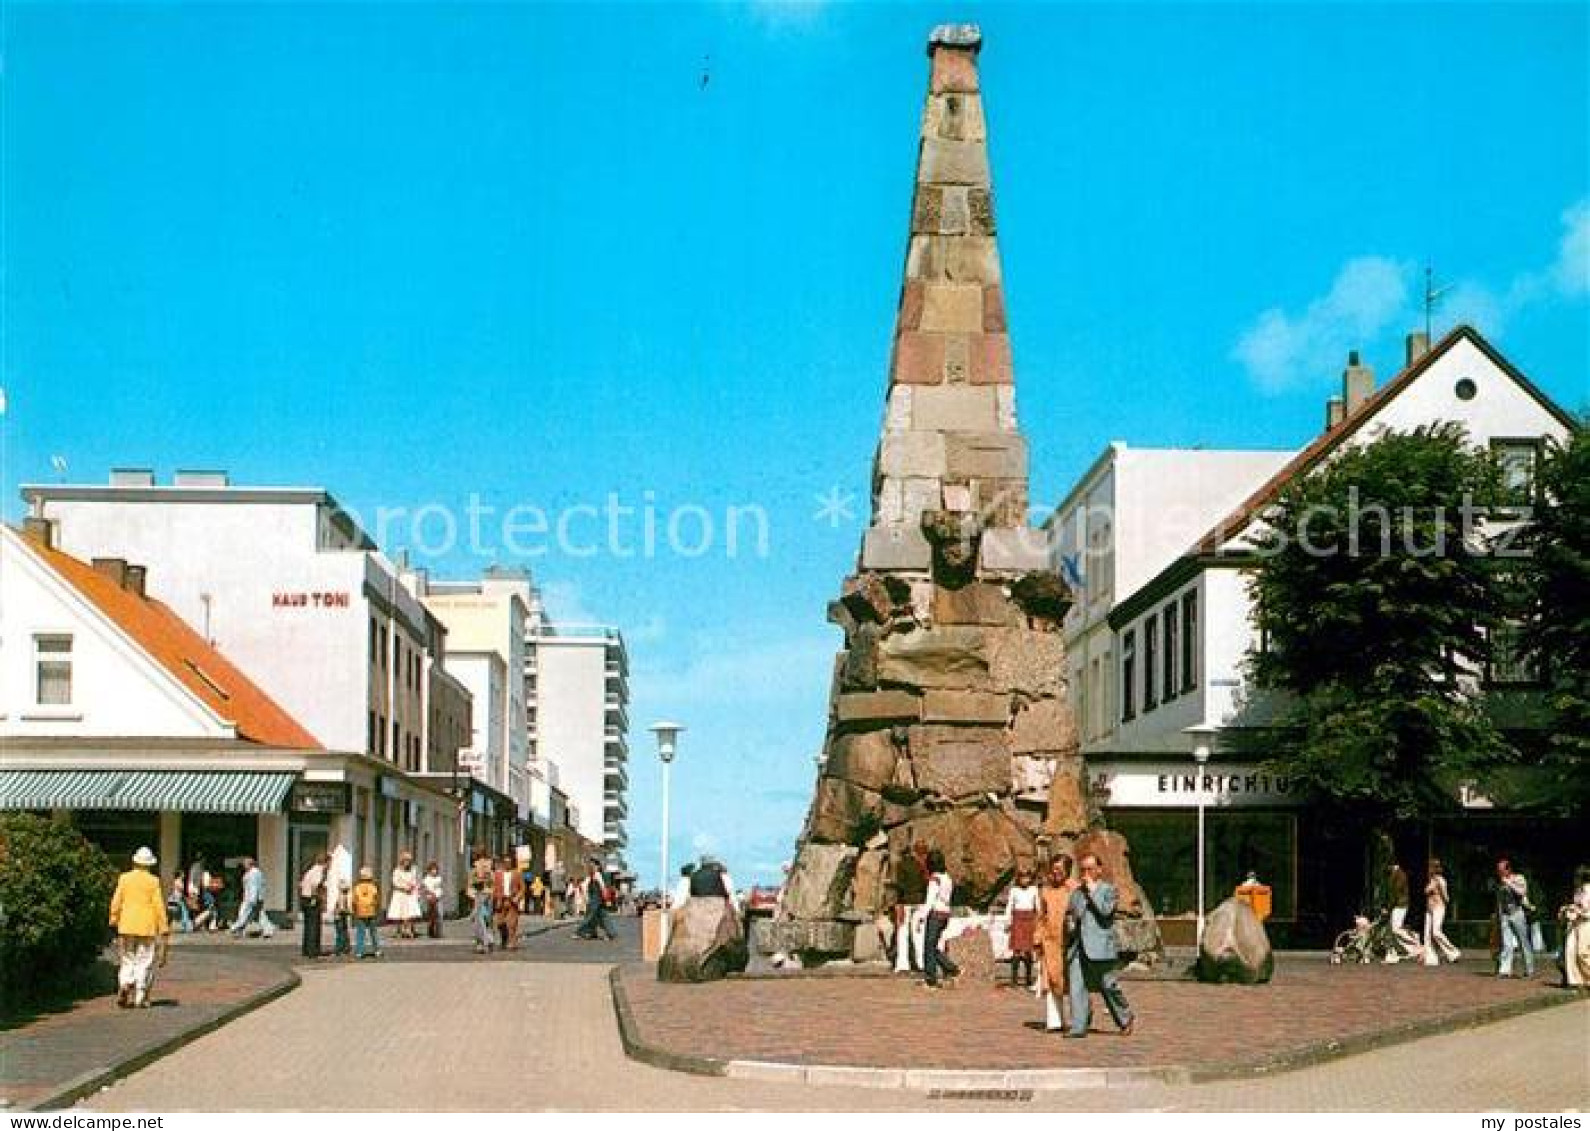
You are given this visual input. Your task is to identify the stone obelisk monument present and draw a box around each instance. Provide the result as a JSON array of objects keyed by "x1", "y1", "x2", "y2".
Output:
[{"x1": 773, "y1": 25, "x2": 1158, "y2": 964}]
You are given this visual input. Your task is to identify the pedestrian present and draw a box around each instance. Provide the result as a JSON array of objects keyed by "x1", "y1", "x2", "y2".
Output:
[
  {"x1": 1003, "y1": 866, "x2": 1041, "y2": 988},
  {"x1": 470, "y1": 850, "x2": 496, "y2": 954},
  {"x1": 1033, "y1": 856, "x2": 1075, "y2": 1032},
  {"x1": 352, "y1": 866, "x2": 383, "y2": 959},
  {"x1": 298, "y1": 853, "x2": 328, "y2": 959},
  {"x1": 921, "y1": 848, "x2": 961, "y2": 989},
  {"x1": 891, "y1": 840, "x2": 929, "y2": 975},
  {"x1": 167, "y1": 874, "x2": 192, "y2": 934},
  {"x1": 1064, "y1": 853, "x2": 1134, "y2": 1038},
  {"x1": 1384, "y1": 862, "x2": 1419, "y2": 963},
  {"x1": 575, "y1": 859, "x2": 616, "y2": 941},
  {"x1": 528, "y1": 871, "x2": 545, "y2": 920},
  {"x1": 332, "y1": 878, "x2": 352, "y2": 958},
  {"x1": 387, "y1": 851, "x2": 421, "y2": 940},
  {"x1": 1494, "y1": 856, "x2": 1536, "y2": 978},
  {"x1": 229, "y1": 857, "x2": 276, "y2": 939},
  {"x1": 494, "y1": 853, "x2": 524, "y2": 949},
  {"x1": 1422, "y1": 858, "x2": 1461, "y2": 965},
  {"x1": 109, "y1": 847, "x2": 171, "y2": 1009},
  {"x1": 1526, "y1": 869, "x2": 1551, "y2": 958},
  {"x1": 188, "y1": 854, "x2": 218, "y2": 933},
  {"x1": 421, "y1": 862, "x2": 445, "y2": 939},
  {"x1": 1557, "y1": 865, "x2": 1590, "y2": 989}
]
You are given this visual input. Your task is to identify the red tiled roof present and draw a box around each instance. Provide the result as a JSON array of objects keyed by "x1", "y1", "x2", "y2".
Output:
[
  {"x1": 16, "y1": 531, "x2": 322, "y2": 749},
  {"x1": 1192, "y1": 324, "x2": 1575, "y2": 557}
]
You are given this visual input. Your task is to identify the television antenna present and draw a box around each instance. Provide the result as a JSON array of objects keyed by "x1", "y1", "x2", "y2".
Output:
[{"x1": 1424, "y1": 265, "x2": 1454, "y2": 340}]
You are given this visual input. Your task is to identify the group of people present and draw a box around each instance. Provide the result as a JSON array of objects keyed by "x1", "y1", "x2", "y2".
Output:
[{"x1": 892, "y1": 842, "x2": 1135, "y2": 1038}]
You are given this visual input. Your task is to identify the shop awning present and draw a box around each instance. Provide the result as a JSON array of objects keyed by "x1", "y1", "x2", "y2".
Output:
[{"x1": 0, "y1": 770, "x2": 297, "y2": 814}]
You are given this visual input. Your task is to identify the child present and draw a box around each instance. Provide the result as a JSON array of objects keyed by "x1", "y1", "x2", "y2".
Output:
[
  {"x1": 333, "y1": 878, "x2": 353, "y2": 957},
  {"x1": 168, "y1": 874, "x2": 193, "y2": 933},
  {"x1": 352, "y1": 866, "x2": 382, "y2": 959}
]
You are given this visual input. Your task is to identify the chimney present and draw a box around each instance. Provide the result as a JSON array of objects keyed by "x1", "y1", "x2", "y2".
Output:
[
  {"x1": 92, "y1": 558, "x2": 130, "y2": 588},
  {"x1": 22, "y1": 515, "x2": 55, "y2": 548},
  {"x1": 1342, "y1": 350, "x2": 1375, "y2": 416},
  {"x1": 1325, "y1": 395, "x2": 1345, "y2": 430},
  {"x1": 173, "y1": 470, "x2": 229, "y2": 488},
  {"x1": 110, "y1": 468, "x2": 155, "y2": 487},
  {"x1": 125, "y1": 564, "x2": 148, "y2": 598},
  {"x1": 1405, "y1": 331, "x2": 1430, "y2": 366}
]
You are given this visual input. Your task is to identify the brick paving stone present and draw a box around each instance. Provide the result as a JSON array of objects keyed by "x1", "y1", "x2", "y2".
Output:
[
  {"x1": 617, "y1": 957, "x2": 1575, "y2": 1072},
  {"x1": 0, "y1": 949, "x2": 292, "y2": 1111}
]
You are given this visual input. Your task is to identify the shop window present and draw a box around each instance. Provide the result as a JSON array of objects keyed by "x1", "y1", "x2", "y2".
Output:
[
  {"x1": 34, "y1": 634, "x2": 74, "y2": 705},
  {"x1": 73, "y1": 810, "x2": 160, "y2": 870},
  {"x1": 1181, "y1": 591, "x2": 1199, "y2": 692},
  {"x1": 1490, "y1": 439, "x2": 1540, "y2": 506},
  {"x1": 1143, "y1": 614, "x2": 1159, "y2": 711},
  {"x1": 1162, "y1": 603, "x2": 1178, "y2": 702},
  {"x1": 1109, "y1": 810, "x2": 1296, "y2": 921},
  {"x1": 1120, "y1": 629, "x2": 1136, "y2": 722}
]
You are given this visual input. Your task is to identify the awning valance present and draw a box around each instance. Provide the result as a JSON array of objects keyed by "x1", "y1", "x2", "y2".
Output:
[{"x1": 0, "y1": 770, "x2": 297, "y2": 814}]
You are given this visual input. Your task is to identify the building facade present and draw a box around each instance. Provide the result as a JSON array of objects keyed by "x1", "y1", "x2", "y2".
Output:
[{"x1": 1050, "y1": 327, "x2": 1579, "y2": 945}]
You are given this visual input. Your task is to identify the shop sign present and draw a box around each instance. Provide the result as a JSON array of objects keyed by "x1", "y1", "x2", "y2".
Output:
[
  {"x1": 290, "y1": 781, "x2": 351, "y2": 815},
  {"x1": 272, "y1": 591, "x2": 352, "y2": 609},
  {"x1": 1089, "y1": 762, "x2": 1301, "y2": 808}
]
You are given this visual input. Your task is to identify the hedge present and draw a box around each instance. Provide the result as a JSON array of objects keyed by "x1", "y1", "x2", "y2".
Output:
[{"x1": 0, "y1": 814, "x2": 119, "y2": 1001}]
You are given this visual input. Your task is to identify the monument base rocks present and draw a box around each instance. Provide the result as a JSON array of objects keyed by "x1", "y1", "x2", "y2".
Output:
[
  {"x1": 658, "y1": 899, "x2": 750, "y2": 984},
  {"x1": 1196, "y1": 897, "x2": 1275, "y2": 985}
]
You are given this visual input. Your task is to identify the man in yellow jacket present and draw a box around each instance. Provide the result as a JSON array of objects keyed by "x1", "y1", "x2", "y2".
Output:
[{"x1": 109, "y1": 846, "x2": 171, "y2": 1008}]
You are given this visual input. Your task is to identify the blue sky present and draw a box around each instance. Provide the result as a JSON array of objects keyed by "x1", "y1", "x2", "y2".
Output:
[{"x1": 4, "y1": 1, "x2": 1587, "y2": 886}]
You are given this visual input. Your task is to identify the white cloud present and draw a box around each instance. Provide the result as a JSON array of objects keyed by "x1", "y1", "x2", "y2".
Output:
[
  {"x1": 1554, "y1": 199, "x2": 1590, "y2": 296},
  {"x1": 1233, "y1": 256, "x2": 1412, "y2": 392},
  {"x1": 537, "y1": 578, "x2": 600, "y2": 627},
  {"x1": 746, "y1": 0, "x2": 828, "y2": 29},
  {"x1": 637, "y1": 632, "x2": 834, "y2": 709}
]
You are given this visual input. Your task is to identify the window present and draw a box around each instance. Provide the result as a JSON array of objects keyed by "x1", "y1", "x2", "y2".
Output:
[
  {"x1": 1486, "y1": 622, "x2": 1540, "y2": 686},
  {"x1": 368, "y1": 710, "x2": 378, "y2": 756},
  {"x1": 35, "y1": 634, "x2": 73, "y2": 705},
  {"x1": 1120, "y1": 630, "x2": 1136, "y2": 722},
  {"x1": 369, "y1": 618, "x2": 380, "y2": 666},
  {"x1": 391, "y1": 721, "x2": 402, "y2": 763},
  {"x1": 1491, "y1": 439, "x2": 1540, "y2": 506},
  {"x1": 1181, "y1": 591, "x2": 1199, "y2": 693},
  {"x1": 1143, "y1": 614, "x2": 1159, "y2": 711},
  {"x1": 1162, "y1": 603, "x2": 1178, "y2": 702}
]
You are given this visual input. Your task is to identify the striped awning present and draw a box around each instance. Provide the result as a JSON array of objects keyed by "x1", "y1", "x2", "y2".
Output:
[{"x1": 0, "y1": 770, "x2": 297, "y2": 814}]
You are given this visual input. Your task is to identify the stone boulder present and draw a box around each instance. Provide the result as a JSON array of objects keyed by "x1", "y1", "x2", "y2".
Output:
[
  {"x1": 782, "y1": 843, "x2": 858, "y2": 920},
  {"x1": 1197, "y1": 897, "x2": 1274, "y2": 984},
  {"x1": 658, "y1": 898, "x2": 750, "y2": 983},
  {"x1": 826, "y1": 730, "x2": 901, "y2": 794},
  {"x1": 943, "y1": 922, "x2": 997, "y2": 983},
  {"x1": 807, "y1": 778, "x2": 902, "y2": 844}
]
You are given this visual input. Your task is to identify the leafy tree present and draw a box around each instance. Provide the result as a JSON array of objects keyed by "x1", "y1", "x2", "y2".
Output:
[
  {"x1": 1243, "y1": 423, "x2": 1509, "y2": 822},
  {"x1": 0, "y1": 814, "x2": 119, "y2": 1004},
  {"x1": 1516, "y1": 419, "x2": 1590, "y2": 814}
]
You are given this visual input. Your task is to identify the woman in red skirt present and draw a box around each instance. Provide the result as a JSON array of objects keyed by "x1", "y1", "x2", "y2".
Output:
[{"x1": 1004, "y1": 866, "x2": 1041, "y2": 988}]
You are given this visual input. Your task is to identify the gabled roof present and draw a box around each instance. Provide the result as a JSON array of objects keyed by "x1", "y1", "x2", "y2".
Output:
[
  {"x1": 1193, "y1": 324, "x2": 1576, "y2": 557},
  {"x1": 13, "y1": 529, "x2": 322, "y2": 749}
]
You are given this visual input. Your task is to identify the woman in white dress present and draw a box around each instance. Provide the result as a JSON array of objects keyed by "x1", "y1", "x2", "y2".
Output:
[
  {"x1": 1559, "y1": 865, "x2": 1590, "y2": 989},
  {"x1": 1422, "y1": 858, "x2": 1461, "y2": 965},
  {"x1": 387, "y1": 851, "x2": 422, "y2": 939}
]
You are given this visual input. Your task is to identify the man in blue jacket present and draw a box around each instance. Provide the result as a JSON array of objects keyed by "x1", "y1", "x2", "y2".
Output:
[{"x1": 1065, "y1": 853, "x2": 1135, "y2": 1038}]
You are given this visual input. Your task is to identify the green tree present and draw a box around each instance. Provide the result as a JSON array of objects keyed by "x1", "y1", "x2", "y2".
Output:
[
  {"x1": 1517, "y1": 419, "x2": 1590, "y2": 814},
  {"x1": 1244, "y1": 424, "x2": 1509, "y2": 822},
  {"x1": 0, "y1": 814, "x2": 119, "y2": 1004}
]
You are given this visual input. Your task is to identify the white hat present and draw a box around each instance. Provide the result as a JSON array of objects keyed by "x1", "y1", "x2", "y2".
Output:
[{"x1": 132, "y1": 846, "x2": 157, "y2": 867}]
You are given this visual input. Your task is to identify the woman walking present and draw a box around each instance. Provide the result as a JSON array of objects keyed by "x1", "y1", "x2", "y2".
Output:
[
  {"x1": 1422, "y1": 858, "x2": 1462, "y2": 965},
  {"x1": 1033, "y1": 856, "x2": 1076, "y2": 1033},
  {"x1": 387, "y1": 852, "x2": 422, "y2": 940},
  {"x1": 470, "y1": 851, "x2": 496, "y2": 954},
  {"x1": 921, "y1": 849, "x2": 961, "y2": 990},
  {"x1": 421, "y1": 861, "x2": 445, "y2": 939},
  {"x1": 110, "y1": 847, "x2": 171, "y2": 1009},
  {"x1": 1003, "y1": 867, "x2": 1041, "y2": 988},
  {"x1": 1559, "y1": 865, "x2": 1590, "y2": 989}
]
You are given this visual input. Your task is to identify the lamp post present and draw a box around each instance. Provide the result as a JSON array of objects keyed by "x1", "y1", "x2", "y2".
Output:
[
  {"x1": 1185, "y1": 724, "x2": 1216, "y2": 950},
  {"x1": 649, "y1": 721, "x2": 684, "y2": 952}
]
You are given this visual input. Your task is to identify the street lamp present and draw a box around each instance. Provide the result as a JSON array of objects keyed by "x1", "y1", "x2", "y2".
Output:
[
  {"x1": 649, "y1": 720, "x2": 684, "y2": 952},
  {"x1": 1184, "y1": 724, "x2": 1216, "y2": 951}
]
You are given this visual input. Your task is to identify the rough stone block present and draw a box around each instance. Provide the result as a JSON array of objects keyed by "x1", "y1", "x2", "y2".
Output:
[
  {"x1": 840, "y1": 625, "x2": 880, "y2": 690},
  {"x1": 919, "y1": 283, "x2": 984, "y2": 333},
  {"x1": 1043, "y1": 762, "x2": 1092, "y2": 838},
  {"x1": 851, "y1": 918, "x2": 888, "y2": 962},
  {"x1": 906, "y1": 235, "x2": 1001, "y2": 284},
  {"x1": 827, "y1": 729, "x2": 900, "y2": 793},
  {"x1": 891, "y1": 330, "x2": 947, "y2": 385},
  {"x1": 809, "y1": 777, "x2": 900, "y2": 843},
  {"x1": 781, "y1": 843, "x2": 859, "y2": 921},
  {"x1": 840, "y1": 573, "x2": 898, "y2": 624},
  {"x1": 920, "y1": 138, "x2": 990, "y2": 187},
  {"x1": 848, "y1": 849, "x2": 889, "y2": 916},
  {"x1": 836, "y1": 689, "x2": 921, "y2": 725},
  {"x1": 946, "y1": 432, "x2": 1027, "y2": 480},
  {"x1": 974, "y1": 478, "x2": 1030, "y2": 527},
  {"x1": 885, "y1": 386, "x2": 913, "y2": 429},
  {"x1": 911, "y1": 188, "x2": 942, "y2": 237},
  {"x1": 939, "y1": 187, "x2": 970, "y2": 235},
  {"x1": 942, "y1": 483, "x2": 973, "y2": 511},
  {"x1": 982, "y1": 283, "x2": 1006, "y2": 330},
  {"x1": 910, "y1": 725, "x2": 1011, "y2": 799},
  {"x1": 921, "y1": 688, "x2": 1010, "y2": 725},
  {"x1": 923, "y1": 92, "x2": 986, "y2": 143},
  {"x1": 1010, "y1": 697, "x2": 1078, "y2": 754},
  {"x1": 932, "y1": 581, "x2": 1019, "y2": 626},
  {"x1": 898, "y1": 279, "x2": 925, "y2": 330},
  {"x1": 986, "y1": 627, "x2": 1066, "y2": 697},
  {"x1": 995, "y1": 386, "x2": 1018, "y2": 430},
  {"x1": 968, "y1": 187, "x2": 996, "y2": 234},
  {"x1": 969, "y1": 333, "x2": 1014, "y2": 385},
  {"x1": 861, "y1": 524, "x2": 933, "y2": 571},
  {"x1": 943, "y1": 335, "x2": 970, "y2": 383},
  {"x1": 908, "y1": 385, "x2": 1000, "y2": 432},
  {"x1": 876, "y1": 626, "x2": 991, "y2": 689},
  {"x1": 930, "y1": 48, "x2": 980, "y2": 94},
  {"x1": 874, "y1": 477, "x2": 904, "y2": 525},
  {"x1": 901, "y1": 477, "x2": 942, "y2": 523},
  {"x1": 878, "y1": 430, "x2": 947, "y2": 480},
  {"x1": 978, "y1": 528, "x2": 1052, "y2": 573},
  {"x1": 1012, "y1": 753, "x2": 1057, "y2": 799}
]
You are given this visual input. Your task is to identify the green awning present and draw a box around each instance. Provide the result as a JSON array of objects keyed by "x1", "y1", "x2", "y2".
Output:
[{"x1": 0, "y1": 770, "x2": 297, "y2": 814}]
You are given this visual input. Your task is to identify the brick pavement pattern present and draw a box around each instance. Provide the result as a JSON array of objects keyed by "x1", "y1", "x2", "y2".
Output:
[
  {"x1": 1, "y1": 950, "x2": 291, "y2": 1111},
  {"x1": 618, "y1": 958, "x2": 1575, "y2": 1071}
]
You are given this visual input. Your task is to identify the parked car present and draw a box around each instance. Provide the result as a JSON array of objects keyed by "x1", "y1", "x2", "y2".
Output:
[{"x1": 745, "y1": 885, "x2": 781, "y2": 919}]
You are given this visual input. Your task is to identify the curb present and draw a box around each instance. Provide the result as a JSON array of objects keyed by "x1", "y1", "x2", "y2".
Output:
[
  {"x1": 608, "y1": 967, "x2": 1582, "y2": 1094},
  {"x1": 29, "y1": 960, "x2": 302, "y2": 1112}
]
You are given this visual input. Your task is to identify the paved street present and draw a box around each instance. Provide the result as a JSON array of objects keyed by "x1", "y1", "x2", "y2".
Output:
[{"x1": 86, "y1": 918, "x2": 1590, "y2": 1112}]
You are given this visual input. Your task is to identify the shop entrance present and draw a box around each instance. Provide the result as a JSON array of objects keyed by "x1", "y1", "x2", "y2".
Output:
[{"x1": 289, "y1": 818, "x2": 332, "y2": 902}]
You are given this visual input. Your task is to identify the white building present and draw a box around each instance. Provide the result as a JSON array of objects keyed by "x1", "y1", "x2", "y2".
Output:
[
  {"x1": 0, "y1": 524, "x2": 460, "y2": 916},
  {"x1": 526, "y1": 613, "x2": 630, "y2": 867},
  {"x1": 1049, "y1": 327, "x2": 1578, "y2": 943}
]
